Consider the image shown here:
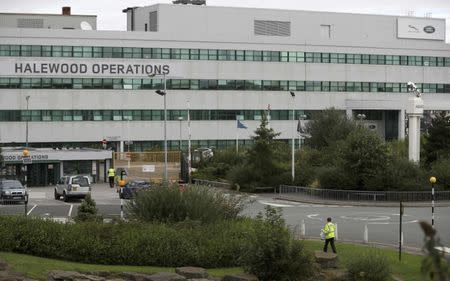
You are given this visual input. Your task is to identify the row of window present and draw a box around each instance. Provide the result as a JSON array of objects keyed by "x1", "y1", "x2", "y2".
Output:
[
  {"x1": 0, "y1": 110, "x2": 316, "y2": 122},
  {"x1": 1, "y1": 44, "x2": 449, "y2": 67},
  {"x1": 1, "y1": 77, "x2": 450, "y2": 93}
]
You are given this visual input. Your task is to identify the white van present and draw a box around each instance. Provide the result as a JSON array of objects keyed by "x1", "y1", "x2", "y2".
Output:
[{"x1": 54, "y1": 175, "x2": 91, "y2": 202}]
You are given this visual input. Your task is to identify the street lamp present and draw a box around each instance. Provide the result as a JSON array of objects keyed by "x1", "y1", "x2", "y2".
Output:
[
  {"x1": 430, "y1": 176, "x2": 437, "y2": 228},
  {"x1": 356, "y1": 113, "x2": 366, "y2": 122},
  {"x1": 149, "y1": 73, "x2": 168, "y2": 184},
  {"x1": 25, "y1": 95, "x2": 30, "y2": 147},
  {"x1": 289, "y1": 91, "x2": 295, "y2": 183},
  {"x1": 177, "y1": 116, "x2": 184, "y2": 151}
]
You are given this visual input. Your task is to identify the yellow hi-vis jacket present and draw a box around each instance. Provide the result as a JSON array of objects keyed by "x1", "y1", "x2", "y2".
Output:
[
  {"x1": 108, "y1": 168, "x2": 115, "y2": 177},
  {"x1": 323, "y1": 222, "x2": 336, "y2": 239}
]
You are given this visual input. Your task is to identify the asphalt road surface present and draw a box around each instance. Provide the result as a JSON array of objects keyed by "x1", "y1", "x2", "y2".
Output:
[{"x1": 1, "y1": 184, "x2": 448, "y2": 251}]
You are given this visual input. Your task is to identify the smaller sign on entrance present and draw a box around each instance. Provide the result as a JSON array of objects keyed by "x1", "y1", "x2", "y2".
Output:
[
  {"x1": 142, "y1": 165, "x2": 155, "y2": 173},
  {"x1": 22, "y1": 156, "x2": 32, "y2": 164}
]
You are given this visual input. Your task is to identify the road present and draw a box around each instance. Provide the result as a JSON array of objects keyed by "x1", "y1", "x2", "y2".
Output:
[{"x1": 1, "y1": 184, "x2": 449, "y2": 251}]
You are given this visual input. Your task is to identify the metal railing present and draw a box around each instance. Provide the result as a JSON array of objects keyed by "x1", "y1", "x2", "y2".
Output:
[
  {"x1": 279, "y1": 185, "x2": 450, "y2": 202},
  {"x1": 193, "y1": 179, "x2": 232, "y2": 189}
]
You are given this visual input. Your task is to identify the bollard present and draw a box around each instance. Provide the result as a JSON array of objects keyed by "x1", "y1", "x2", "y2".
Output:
[
  {"x1": 120, "y1": 199, "x2": 124, "y2": 220},
  {"x1": 364, "y1": 224, "x2": 369, "y2": 243},
  {"x1": 24, "y1": 200, "x2": 28, "y2": 216},
  {"x1": 301, "y1": 219, "x2": 306, "y2": 237}
]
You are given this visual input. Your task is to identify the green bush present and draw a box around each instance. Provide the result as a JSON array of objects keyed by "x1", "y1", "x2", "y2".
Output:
[
  {"x1": 74, "y1": 194, "x2": 102, "y2": 222},
  {"x1": 243, "y1": 206, "x2": 315, "y2": 281},
  {"x1": 0, "y1": 216, "x2": 257, "y2": 267},
  {"x1": 430, "y1": 158, "x2": 450, "y2": 189},
  {"x1": 346, "y1": 249, "x2": 391, "y2": 281},
  {"x1": 126, "y1": 185, "x2": 247, "y2": 224}
]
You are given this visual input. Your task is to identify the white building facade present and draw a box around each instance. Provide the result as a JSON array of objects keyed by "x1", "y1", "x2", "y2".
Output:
[{"x1": 0, "y1": 3, "x2": 449, "y2": 153}]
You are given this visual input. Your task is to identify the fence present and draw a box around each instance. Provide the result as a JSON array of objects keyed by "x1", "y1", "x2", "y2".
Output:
[
  {"x1": 113, "y1": 151, "x2": 181, "y2": 183},
  {"x1": 0, "y1": 199, "x2": 29, "y2": 216},
  {"x1": 193, "y1": 179, "x2": 232, "y2": 189},
  {"x1": 279, "y1": 185, "x2": 450, "y2": 202}
]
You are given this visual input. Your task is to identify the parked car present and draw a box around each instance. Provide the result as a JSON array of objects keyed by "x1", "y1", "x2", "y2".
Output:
[
  {"x1": 0, "y1": 179, "x2": 28, "y2": 204},
  {"x1": 119, "y1": 180, "x2": 151, "y2": 199},
  {"x1": 54, "y1": 175, "x2": 91, "y2": 202}
]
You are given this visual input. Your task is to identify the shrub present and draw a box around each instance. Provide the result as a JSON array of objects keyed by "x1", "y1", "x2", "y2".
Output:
[
  {"x1": 0, "y1": 215, "x2": 256, "y2": 267},
  {"x1": 430, "y1": 158, "x2": 450, "y2": 189},
  {"x1": 74, "y1": 194, "x2": 102, "y2": 222},
  {"x1": 126, "y1": 185, "x2": 247, "y2": 224},
  {"x1": 243, "y1": 206, "x2": 315, "y2": 281},
  {"x1": 346, "y1": 249, "x2": 391, "y2": 281}
]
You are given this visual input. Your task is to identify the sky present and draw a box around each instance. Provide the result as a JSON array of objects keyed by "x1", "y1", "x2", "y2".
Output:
[{"x1": 1, "y1": 0, "x2": 450, "y2": 41}]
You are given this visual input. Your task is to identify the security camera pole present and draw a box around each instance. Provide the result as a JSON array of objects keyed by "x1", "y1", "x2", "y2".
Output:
[{"x1": 406, "y1": 81, "x2": 423, "y2": 163}]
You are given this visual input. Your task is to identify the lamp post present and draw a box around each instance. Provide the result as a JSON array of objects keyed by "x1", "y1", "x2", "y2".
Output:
[
  {"x1": 25, "y1": 95, "x2": 30, "y2": 147},
  {"x1": 430, "y1": 176, "x2": 437, "y2": 228},
  {"x1": 177, "y1": 116, "x2": 184, "y2": 151},
  {"x1": 187, "y1": 98, "x2": 192, "y2": 184},
  {"x1": 356, "y1": 113, "x2": 366, "y2": 124},
  {"x1": 150, "y1": 73, "x2": 168, "y2": 184},
  {"x1": 289, "y1": 91, "x2": 295, "y2": 183}
]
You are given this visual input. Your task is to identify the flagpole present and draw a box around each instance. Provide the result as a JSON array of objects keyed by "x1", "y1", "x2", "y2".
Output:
[{"x1": 236, "y1": 120, "x2": 239, "y2": 154}]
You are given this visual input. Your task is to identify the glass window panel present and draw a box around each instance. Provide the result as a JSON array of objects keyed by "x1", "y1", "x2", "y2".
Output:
[
  {"x1": 113, "y1": 110, "x2": 122, "y2": 121},
  {"x1": 93, "y1": 47, "x2": 102, "y2": 58},
  {"x1": 73, "y1": 46, "x2": 82, "y2": 57},
  {"x1": 321, "y1": 81, "x2": 330, "y2": 91},
  {"x1": 346, "y1": 54, "x2": 354, "y2": 64},
  {"x1": 322, "y1": 53, "x2": 330, "y2": 63},
  {"x1": 63, "y1": 110, "x2": 73, "y2": 121},
  {"x1": 305, "y1": 52, "x2": 313, "y2": 63},
  {"x1": 236, "y1": 50, "x2": 244, "y2": 61},
  {"x1": 354, "y1": 54, "x2": 362, "y2": 64},
  {"x1": 338, "y1": 53, "x2": 346, "y2": 63},
  {"x1": 142, "y1": 48, "x2": 152, "y2": 59},
  {"x1": 73, "y1": 110, "x2": 83, "y2": 121},
  {"x1": 330, "y1": 53, "x2": 338, "y2": 63},
  {"x1": 112, "y1": 47, "x2": 122, "y2": 58},
  {"x1": 132, "y1": 110, "x2": 142, "y2": 120},
  {"x1": 152, "y1": 48, "x2": 162, "y2": 59},
  {"x1": 190, "y1": 49, "x2": 199, "y2": 60},
  {"x1": 103, "y1": 78, "x2": 113, "y2": 89},
  {"x1": 21, "y1": 45, "x2": 32, "y2": 56},
  {"x1": 253, "y1": 51, "x2": 262, "y2": 61},
  {"x1": 245, "y1": 50, "x2": 254, "y2": 61},
  {"x1": 42, "y1": 46, "x2": 52, "y2": 57},
  {"x1": 103, "y1": 47, "x2": 113, "y2": 58},
  {"x1": 10, "y1": 45, "x2": 21, "y2": 56},
  {"x1": 208, "y1": 49, "x2": 217, "y2": 60},
  {"x1": 0, "y1": 45, "x2": 10, "y2": 56},
  {"x1": 180, "y1": 49, "x2": 189, "y2": 60},
  {"x1": 31, "y1": 45, "x2": 41, "y2": 56},
  {"x1": 42, "y1": 110, "x2": 52, "y2": 121},
  {"x1": 62, "y1": 46, "x2": 72, "y2": 57},
  {"x1": 82, "y1": 46, "x2": 92, "y2": 57},
  {"x1": 199, "y1": 49, "x2": 208, "y2": 60},
  {"x1": 93, "y1": 110, "x2": 103, "y2": 121},
  {"x1": 171, "y1": 48, "x2": 181, "y2": 59}
]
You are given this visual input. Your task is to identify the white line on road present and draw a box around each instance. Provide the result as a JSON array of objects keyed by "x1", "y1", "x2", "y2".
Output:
[
  {"x1": 27, "y1": 205, "x2": 37, "y2": 216},
  {"x1": 68, "y1": 204, "x2": 73, "y2": 217}
]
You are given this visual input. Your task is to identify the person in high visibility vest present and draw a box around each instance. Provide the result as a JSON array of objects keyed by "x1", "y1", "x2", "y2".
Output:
[
  {"x1": 323, "y1": 217, "x2": 337, "y2": 253},
  {"x1": 108, "y1": 167, "x2": 115, "y2": 188}
]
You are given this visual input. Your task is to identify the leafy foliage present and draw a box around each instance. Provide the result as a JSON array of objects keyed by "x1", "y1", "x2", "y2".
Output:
[
  {"x1": 346, "y1": 248, "x2": 392, "y2": 281},
  {"x1": 243, "y1": 206, "x2": 315, "y2": 281},
  {"x1": 305, "y1": 108, "x2": 356, "y2": 149},
  {"x1": 0, "y1": 215, "x2": 257, "y2": 268},
  {"x1": 74, "y1": 194, "x2": 101, "y2": 222},
  {"x1": 191, "y1": 149, "x2": 244, "y2": 180},
  {"x1": 424, "y1": 111, "x2": 450, "y2": 164},
  {"x1": 228, "y1": 114, "x2": 290, "y2": 191},
  {"x1": 126, "y1": 185, "x2": 247, "y2": 224},
  {"x1": 430, "y1": 159, "x2": 450, "y2": 189}
]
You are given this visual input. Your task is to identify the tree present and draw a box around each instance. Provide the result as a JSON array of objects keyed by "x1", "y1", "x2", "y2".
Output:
[
  {"x1": 228, "y1": 114, "x2": 288, "y2": 191},
  {"x1": 75, "y1": 194, "x2": 101, "y2": 222},
  {"x1": 424, "y1": 111, "x2": 450, "y2": 164},
  {"x1": 305, "y1": 108, "x2": 356, "y2": 149},
  {"x1": 340, "y1": 127, "x2": 388, "y2": 190}
]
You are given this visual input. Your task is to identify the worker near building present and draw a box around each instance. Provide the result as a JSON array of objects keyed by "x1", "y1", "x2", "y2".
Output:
[
  {"x1": 323, "y1": 217, "x2": 337, "y2": 253},
  {"x1": 108, "y1": 167, "x2": 115, "y2": 188}
]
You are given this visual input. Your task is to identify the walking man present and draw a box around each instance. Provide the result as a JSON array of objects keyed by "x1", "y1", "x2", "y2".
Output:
[
  {"x1": 108, "y1": 167, "x2": 115, "y2": 188},
  {"x1": 323, "y1": 217, "x2": 337, "y2": 253}
]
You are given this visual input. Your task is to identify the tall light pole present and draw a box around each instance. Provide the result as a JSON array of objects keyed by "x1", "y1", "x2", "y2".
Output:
[
  {"x1": 25, "y1": 95, "x2": 30, "y2": 147},
  {"x1": 178, "y1": 116, "x2": 184, "y2": 151},
  {"x1": 187, "y1": 98, "x2": 192, "y2": 184},
  {"x1": 151, "y1": 73, "x2": 168, "y2": 184},
  {"x1": 289, "y1": 91, "x2": 295, "y2": 183},
  {"x1": 356, "y1": 113, "x2": 366, "y2": 125}
]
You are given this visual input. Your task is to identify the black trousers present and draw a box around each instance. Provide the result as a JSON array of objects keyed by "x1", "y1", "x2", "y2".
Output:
[
  {"x1": 108, "y1": 176, "x2": 115, "y2": 188},
  {"x1": 323, "y1": 237, "x2": 337, "y2": 253}
]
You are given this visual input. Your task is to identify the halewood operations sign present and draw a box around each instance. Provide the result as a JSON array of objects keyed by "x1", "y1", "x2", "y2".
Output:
[{"x1": 0, "y1": 58, "x2": 186, "y2": 78}]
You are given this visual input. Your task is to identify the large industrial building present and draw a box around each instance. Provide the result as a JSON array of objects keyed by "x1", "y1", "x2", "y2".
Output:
[{"x1": 0, "y1": 3, "x2": 449, "y2": 183}]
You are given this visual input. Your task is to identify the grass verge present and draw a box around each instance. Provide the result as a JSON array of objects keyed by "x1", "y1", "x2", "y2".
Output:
[
  {"x1": 0, "y1": 252, "x2": 243, "y2": 281},
  {"x1": 302, "y1": 240, "x2": 424, "y2": 281},
  {"x1": 0, "y1": 240, "x2": 428, "y2": 281}
]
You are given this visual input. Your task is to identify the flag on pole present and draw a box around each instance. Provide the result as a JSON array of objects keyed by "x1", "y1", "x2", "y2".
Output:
[{"x1": 237, "y1": 120, "x2": 247, "y2": 129}]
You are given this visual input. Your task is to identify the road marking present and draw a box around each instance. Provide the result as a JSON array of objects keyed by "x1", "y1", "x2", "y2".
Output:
[
  {"x1": 68, "y1": 204, "x2": 73, "y2": 217},
  {"x1": 258, "y1": 200, "x2": 296, "y2": 208},
  {"x1": 27, "y1": 205, "x2": 37, "y2": 216},
  {"x1": 28, "y1": 191, "x2": 46, "y2": 199},
  {"x1": 307, "y1": 214, "x2": 322, "y2": 221}
]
